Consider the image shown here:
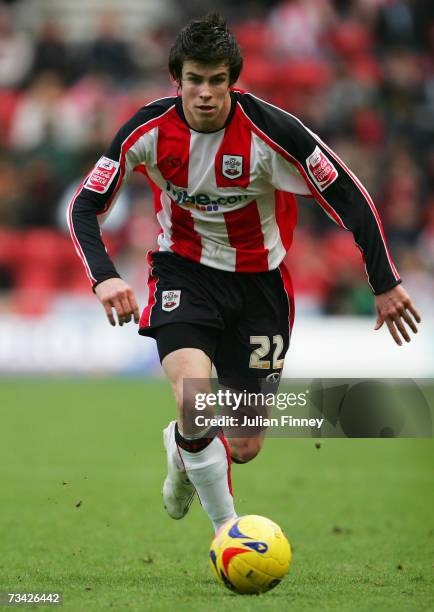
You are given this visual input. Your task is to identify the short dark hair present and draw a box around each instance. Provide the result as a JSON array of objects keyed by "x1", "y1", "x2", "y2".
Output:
[{"x1": 168, "y1": 13, "x2": 243, "y2": 86}]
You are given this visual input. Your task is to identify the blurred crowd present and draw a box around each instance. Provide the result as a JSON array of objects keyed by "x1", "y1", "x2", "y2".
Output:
[{"x1": 0, "y1": 0, "x2": 433, "y2": 316}]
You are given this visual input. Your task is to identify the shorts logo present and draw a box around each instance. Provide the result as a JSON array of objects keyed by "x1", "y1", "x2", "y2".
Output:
[
  {"x1": 222, "y1": 155, "x2": 243, "y2": 179},
  {"x1": 162, "y1": 290, "x2": 181, "y2": 312},
  {"x1": 85, "y1": 157, "x2": 120, "y2": 194},
  {"x1": 266, "y1": 372, "x2": 281, "y2": 383},
  {"x1": 306, "y1": 146, "x2": 338, "y2": 192}
]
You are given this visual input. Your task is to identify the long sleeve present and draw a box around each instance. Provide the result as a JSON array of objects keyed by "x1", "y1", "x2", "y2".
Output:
[
  {"x1": 67, "y1": 97, "x2": 176, "y2": 286},
  {"x1": 238, "y1": 93, "x2": 401, "y2": 294}
]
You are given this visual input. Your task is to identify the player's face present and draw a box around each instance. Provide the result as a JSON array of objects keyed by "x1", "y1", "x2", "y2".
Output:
[{"x1": 180, "y1": 61, "x2": 232, "y2": 132}]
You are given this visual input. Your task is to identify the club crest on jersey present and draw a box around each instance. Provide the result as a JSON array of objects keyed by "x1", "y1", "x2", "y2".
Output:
[
  {"x1": 162, "y1": 290, "x2": 181, "y2": 312},
  {"x1": 85, "y1": 156, "x2": 120, "y2": 194},
  {"x1": 222, "y1": 155, "x2": 243, "y2": 179},
  {"x1": 306, "y1": 146, "x2": 338, "y2": 192}
]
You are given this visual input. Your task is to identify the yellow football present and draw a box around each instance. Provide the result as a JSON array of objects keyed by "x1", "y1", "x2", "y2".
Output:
[{"x1": 209, "y1": 514, "x2": 292, "y2": 594}]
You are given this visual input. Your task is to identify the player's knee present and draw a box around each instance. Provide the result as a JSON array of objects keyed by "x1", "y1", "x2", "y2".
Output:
[{"x1": 231, "y1": 438, "x2": 262, "y2": 463}]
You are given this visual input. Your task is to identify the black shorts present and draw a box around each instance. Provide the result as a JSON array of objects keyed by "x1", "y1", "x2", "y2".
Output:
[{"x1": 139, "y1": 251, "x2": 294, "y2": 383}]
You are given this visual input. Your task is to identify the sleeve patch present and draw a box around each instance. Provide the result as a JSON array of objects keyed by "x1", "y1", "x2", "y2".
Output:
[
  {"x1": 85, "y1": 157, "x2": 120, "y2": 194},
  {"x1": 306, "y1": 146, "x2": 338, "y2": 192}
]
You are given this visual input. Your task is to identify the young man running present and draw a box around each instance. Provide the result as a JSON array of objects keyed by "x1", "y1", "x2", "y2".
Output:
[{"x1": 68, "y1": 14, "x2": 421, "y2": 532}]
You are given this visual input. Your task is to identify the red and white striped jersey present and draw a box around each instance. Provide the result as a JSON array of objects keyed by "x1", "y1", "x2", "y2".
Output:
[{"x1": 68, "y1": 91, "x2": 400, "y2": 294}]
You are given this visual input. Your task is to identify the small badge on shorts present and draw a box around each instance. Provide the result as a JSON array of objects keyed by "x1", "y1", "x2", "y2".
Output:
[
  {"x1": 162, "y1": 290, "x2": 181, "y2": 312},
  {"x1": 222, "y1": 155, "x2": 243, "y2": 179}
]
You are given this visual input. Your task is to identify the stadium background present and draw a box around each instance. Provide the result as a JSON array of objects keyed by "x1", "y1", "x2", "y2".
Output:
[
  {"x1": 1, "y1": 3, "x2": 433, "y2": 610},
  {"x1": 0, "y1": 0, "x2": 433, "y2": 375}
]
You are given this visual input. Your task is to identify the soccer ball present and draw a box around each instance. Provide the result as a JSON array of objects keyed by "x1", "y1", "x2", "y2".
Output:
[{"x1": 209, "y1": 515, "x2": 291, "y2": 594}]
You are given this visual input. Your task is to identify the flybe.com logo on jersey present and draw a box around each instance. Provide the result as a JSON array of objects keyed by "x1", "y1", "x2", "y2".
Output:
[{"x1": 164, "y1": 181, "x2": 249, "y2": 212}]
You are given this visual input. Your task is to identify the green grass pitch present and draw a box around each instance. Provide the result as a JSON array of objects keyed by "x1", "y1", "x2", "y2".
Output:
[{"x1": 0, "y1": 379, "x2": 433, "y2": 611}]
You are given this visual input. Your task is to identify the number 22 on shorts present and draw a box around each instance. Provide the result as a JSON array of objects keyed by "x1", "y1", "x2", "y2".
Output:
[{"x1": 249, "y1": 335, "x2": 284, "y2": 370}]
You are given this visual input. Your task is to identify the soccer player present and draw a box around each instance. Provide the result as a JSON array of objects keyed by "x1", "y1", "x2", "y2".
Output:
[{"x1": 68, "y1": 14, "x2": 421, "y2": 532}]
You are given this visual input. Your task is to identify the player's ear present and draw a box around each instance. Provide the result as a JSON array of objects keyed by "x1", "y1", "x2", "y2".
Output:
[
  {"x1": 168, "y1": 65, "x2": 181, "y2": 91},
  {"x1": 169, "y1": 75, "x2": 181, "y2": 94}
]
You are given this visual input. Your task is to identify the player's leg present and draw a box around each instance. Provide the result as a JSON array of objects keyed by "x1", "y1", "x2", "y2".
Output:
[
  {"x1": 215, "y1": 264, "x2": 293, "y2": 464},
  {"x1": 160, "y1": 346, "x2": 211, "y2": 521},
  {"x1": 138, "y1": 252, "x2": 236, "y2": 529},
  {"x1": 219, "y1": 391, "x2": 269, "y2": 464},
  {"x1": 160, "y1": 338, "x2": 236, "y2": 532},
  {"x1": 161, "y1": 346, "x2": 213, "y2": 434},
  {"x1": 229, "y1": 432, "x2": 265, "y2": 464}
]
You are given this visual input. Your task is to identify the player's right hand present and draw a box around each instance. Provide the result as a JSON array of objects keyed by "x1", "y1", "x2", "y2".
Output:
[{"x1": 94, "y1": 278, "x2": 140, "y2": 326}]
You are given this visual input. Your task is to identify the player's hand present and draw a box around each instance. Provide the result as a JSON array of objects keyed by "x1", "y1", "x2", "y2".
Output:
[
  {"x1": 94, "y1": 278, "x2": 140, "y2": 327},
  {"x1": 374, "y1": 285, "x2": 421, "y2": 346}
]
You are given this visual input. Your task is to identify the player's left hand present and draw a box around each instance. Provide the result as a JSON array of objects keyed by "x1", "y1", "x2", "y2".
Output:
[{"x1": 374, "y1": 284, "x2": 421, "y2": 345}]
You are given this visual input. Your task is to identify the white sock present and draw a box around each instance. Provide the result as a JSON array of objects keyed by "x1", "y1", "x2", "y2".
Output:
[{"x1": 177, "y1": 432, "x2": 237, "y2": 532}]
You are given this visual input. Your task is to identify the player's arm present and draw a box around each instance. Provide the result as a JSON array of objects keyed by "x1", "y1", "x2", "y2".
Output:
[
  {"x1": 238, "y1": 93, "x2": 421, "y2": 344},
  {"x1": 285, "y1": 133, "x2": 422, "y2": 344},
  {"x1": 67, "y1": 113, "x2": 142, "y2": 326},
  {"x1": 292, "y1": 134, "x2": 423, "y2": 344}
]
